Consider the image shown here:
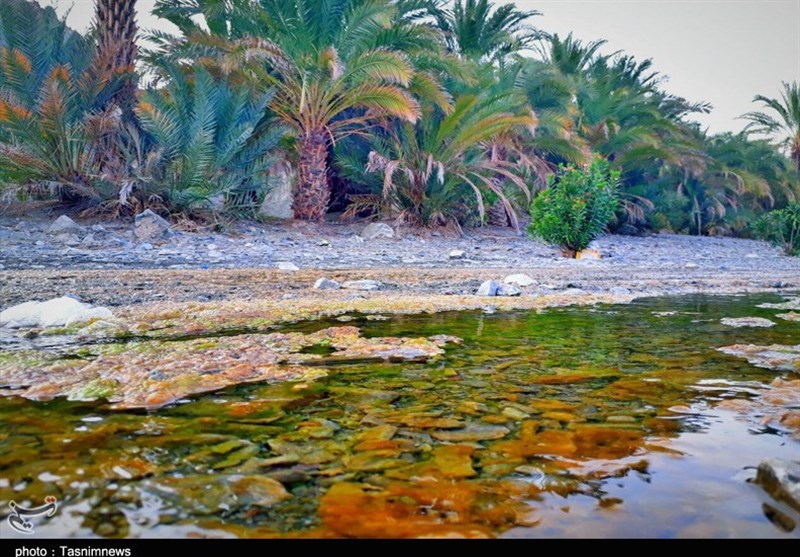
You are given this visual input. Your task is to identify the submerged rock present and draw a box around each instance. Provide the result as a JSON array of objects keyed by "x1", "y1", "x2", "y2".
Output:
[
  {"x1": 360, "y1": 222, "x2": 394, "y2": 241},
  {"x1": 755, "y1": 459, "x2": 800, "y2": 512},
  {"x1": 476, "y1": 280, "x2": 499, "y2": 296},
  {"x1": 141, "y1": 475, "x2": 290, "y2": 515},
  {"x1": 0, "y1": 326, "x2": 460, "y2": 409},
  {"x1": 777, "y1": 312, "x2": 800, "y2": 322},
  {"x1": 717, "y1": 344, "x2": 800, "y2": 372},
  {"x1": 134, "y1": 209, "x2": 173, "y2": 242},
  {"x1": 758, "y1": 298, "x2": 800, "y2": 311},
  {"x1": 720, "y1": 317, "x2": 776, "y2": 328},
  {"x1": 0, "y1": 296, "x2": 113, "y2": 328}
]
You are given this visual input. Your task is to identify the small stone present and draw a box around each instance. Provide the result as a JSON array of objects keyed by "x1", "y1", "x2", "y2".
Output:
[
  {"x1": 576, "y1": 249, "x2": 601, "y2": 260},
  {"x1": 277, "y1": 262, "x2": 300, "y2": 271},
  {"x1": 319, "y1": 239, "x2": 330, "y2": 246},
  {"x1": 745, "y1": 253, "x2": 760, "y2": 259},
  {"x1": 755, "y1": 459, "x2": 800, "y2": 512},
  {"x1": 35, "y1": 240, "x2": 45, "y2": 246},
  {"x1": 496, "y1": 284, "x2": 521, "y2": 297},
  {"x1": 476, "y1": 280, "x2": 499, "y2": 296},
  {"x1": 314, "y1": 278, "x2": 341, "y2": 290},
  {"x1": 504, "y1": 273, "x2": 534, "y2": 287},
  {"x1": 342, "y1": 280, "x2": 383, "y2": 291},
  {"x1": 449, "y1": 249, "x2": 465, "y2": 259},
  {"x1": 684, "y1": 262, "x2": 699, "y2": 269},
  {"x1": 360, "y1": 222, "x2": 394, "y2": 241},
  {"x1": 139, "y1": 242, "x2": 153, "y2": 251},
  {"x1": 134, "y1": 209, "x2": 173, "y2": 242},
  {"x1": 47, "y1": 215, "x2": 83, "y2": 235},
  {"x1": 610, "y1": 287, "x2": 631, "y2": 295}
]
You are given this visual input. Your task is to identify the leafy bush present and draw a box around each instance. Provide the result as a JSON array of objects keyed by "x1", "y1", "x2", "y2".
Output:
[
  {"x1": 753, "y1": 203, "x2": 800, "y2": 256},
  {"x1": 528, "y1": 159, "x2": 619, "y2": 255}
]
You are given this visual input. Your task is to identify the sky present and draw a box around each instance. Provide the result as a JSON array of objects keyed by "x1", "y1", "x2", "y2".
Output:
[{"x1": 45, "y1": 0, "x2": 800, "y2": 134}]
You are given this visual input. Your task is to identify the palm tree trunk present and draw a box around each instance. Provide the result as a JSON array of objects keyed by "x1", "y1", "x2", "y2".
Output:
[
  {"x1": 292, "y1": 129, "x2": 331, "y2": 221},
  {"x1": 95, "y1": 0, "x2": 138, "y2": 121}
]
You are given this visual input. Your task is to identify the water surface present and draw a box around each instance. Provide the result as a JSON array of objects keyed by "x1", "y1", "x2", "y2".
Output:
[{"x1": 0, "y1": 294, "x2": 798, "y2": 538}]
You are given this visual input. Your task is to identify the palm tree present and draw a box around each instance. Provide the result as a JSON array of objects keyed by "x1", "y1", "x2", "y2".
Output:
[
  {"x1": 365, "y1": 91, "x2": 535, "y2": 230},
  {"x1": 152, "y1": 0, "x2": 450, "y2": 221},
  {"x1": 429, "y1": 0, "x2": 541, "y2": 63},
  {"x1": 94, "y1": 0, "x2": 138, "y2": 121},
  {"x1": 742, "y1": 81, "x2": 800, "y2": 172}
]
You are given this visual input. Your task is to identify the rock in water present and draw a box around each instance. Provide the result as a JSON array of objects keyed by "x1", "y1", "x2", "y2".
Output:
[
  {"x1": 342, "y1": 280, "x2": 383, "y2": 291},
  {"x1": 314, "y1": 277, "x2": 341, "y2": 290},
  {"x1": 476, "y1": 280, "x2": 499, "y2": 296},
  {"x1": 720, "y1": 317, "x2": 776, "y2": 328},
  {"x1": 504, "y1": 273, "x2": 534, "y2": 287},
  {"x1": 134, "y1": 209, "x2": 173, "y2": 242},
  {"x1": 756, "y1": 459, "x2": 800, "y2": 512},
  {"x1": 0, "y1": 297, "x2": 113, "y2": 328},
  {"x1": 47, "y1": 215, "x2": 83, "y2": 235},
  {"x1": 360, "y1": 222, "x2": 394, "y2": 241},
  {"x1": 496, "y1": 284, "x2": 521, "y2": 297},
  {"x1": 576, "y1": 249, "x2": 601, "y2": 260},
  {"x1": 260, "y1": 164, "x2": 295, "y2": 219}
]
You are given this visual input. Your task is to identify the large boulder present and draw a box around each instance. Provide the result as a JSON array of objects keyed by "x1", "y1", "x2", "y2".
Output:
[
  {"x1": 360, "y1": 223, "x2": 394, "y2": 241},
  {"x1": 1, "y1": 296, "x2": 113, "y2": 328},
  {"x1": 476, "y1": 280, "x2": 499, "y2": 296},
  {"x1": 134, "y1": 210, "x2": 173, "y2": 242},
  {"x1": 47, "y1": 215, "x2": 83, "y2": 235},
  {"x1": 260, "y1": 164, "x2": 295, "y2": 220}
]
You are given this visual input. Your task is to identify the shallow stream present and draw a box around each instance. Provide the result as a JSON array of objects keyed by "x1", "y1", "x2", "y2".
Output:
[{"x1": 1, "y1": 294, "x2": 798, "y2": 538}]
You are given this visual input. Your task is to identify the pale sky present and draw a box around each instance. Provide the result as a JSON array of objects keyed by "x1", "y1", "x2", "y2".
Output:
[{"x1": 46, "y1": 0, "x2": 800, "y2": 134}]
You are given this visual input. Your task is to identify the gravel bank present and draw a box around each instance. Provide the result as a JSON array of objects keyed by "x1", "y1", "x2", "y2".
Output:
[{"x1": 0, "y1": 214, "x2": 798, "y2": 307}]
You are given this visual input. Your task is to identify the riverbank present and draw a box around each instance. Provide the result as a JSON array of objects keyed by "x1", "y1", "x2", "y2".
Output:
[{"x1": 0, "y1": 214, "x2": 798, "y2": 307}]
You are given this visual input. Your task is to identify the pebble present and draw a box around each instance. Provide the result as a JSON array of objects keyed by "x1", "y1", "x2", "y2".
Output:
[{"x1": 277, "y1": 262, "x2": 300, "y2": 271}]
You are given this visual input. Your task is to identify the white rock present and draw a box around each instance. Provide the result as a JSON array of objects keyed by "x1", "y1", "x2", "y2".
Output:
[
  {"x1": 745, "y1": 253, "x2": 760, "y2": 259},
  {"x1": 496, "y1": 284, "x2": 521, "y2": 297},
  {"x1": 134, "y1": 209, "x2": 173, "y2": 242},
  {"x1": 342, "y1": 280, "x2": 383, "y2": 291},
  {"x1": 259, "y1": 163, "x2": 295, "y2": 220},
  {"x1": 277, "y1": 262, "x2": 300, "y2": 271},
  {"x1": 48, "y1": 215, "x2": 83, "y2": 235},
  {"x1": 449, "y1": 249, "x2": 466, "y2": 259},
  {"x1": 504, "y1": 273, "x2": 534, "y2": 287},
  {"x1": 1, "y1": 297, "x2": 113, "y2": 329},
  {"x1": 314, "y1": 278, "x2": 341, "y2": 290},
  {"x1": 684, "y1": 262, "x2": 699, "y2": 269},
  {"x1": 610, "y1": 286, "x2": 631, "y2": 295},
  {"x1": 360, "y1": 223, "x2": 394, "y2": 241},
  {"x1": 720, "y1": 317, "x2": 776, "y2": 328},
  {"x1": 476, "y1": 280, "x2": 499, "y2": 296}
]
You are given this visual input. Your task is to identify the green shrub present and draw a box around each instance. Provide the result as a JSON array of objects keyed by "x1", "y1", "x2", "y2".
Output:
[
  {"x1": 528, "y1": 159, "x2": 619, "y2": 256},
  {"x1": 753, "y1": 203, "x2": 800, "y2": 256}
]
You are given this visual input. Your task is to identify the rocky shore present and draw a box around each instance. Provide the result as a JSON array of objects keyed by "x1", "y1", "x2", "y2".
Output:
[{"x1": 1, "y1": 213, "x2": 798, "y2": 307}]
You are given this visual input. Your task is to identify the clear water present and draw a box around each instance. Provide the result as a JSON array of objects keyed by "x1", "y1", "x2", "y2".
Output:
[{"x1": 0, "y1": 294, "x2": 798, "y2": 538}]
